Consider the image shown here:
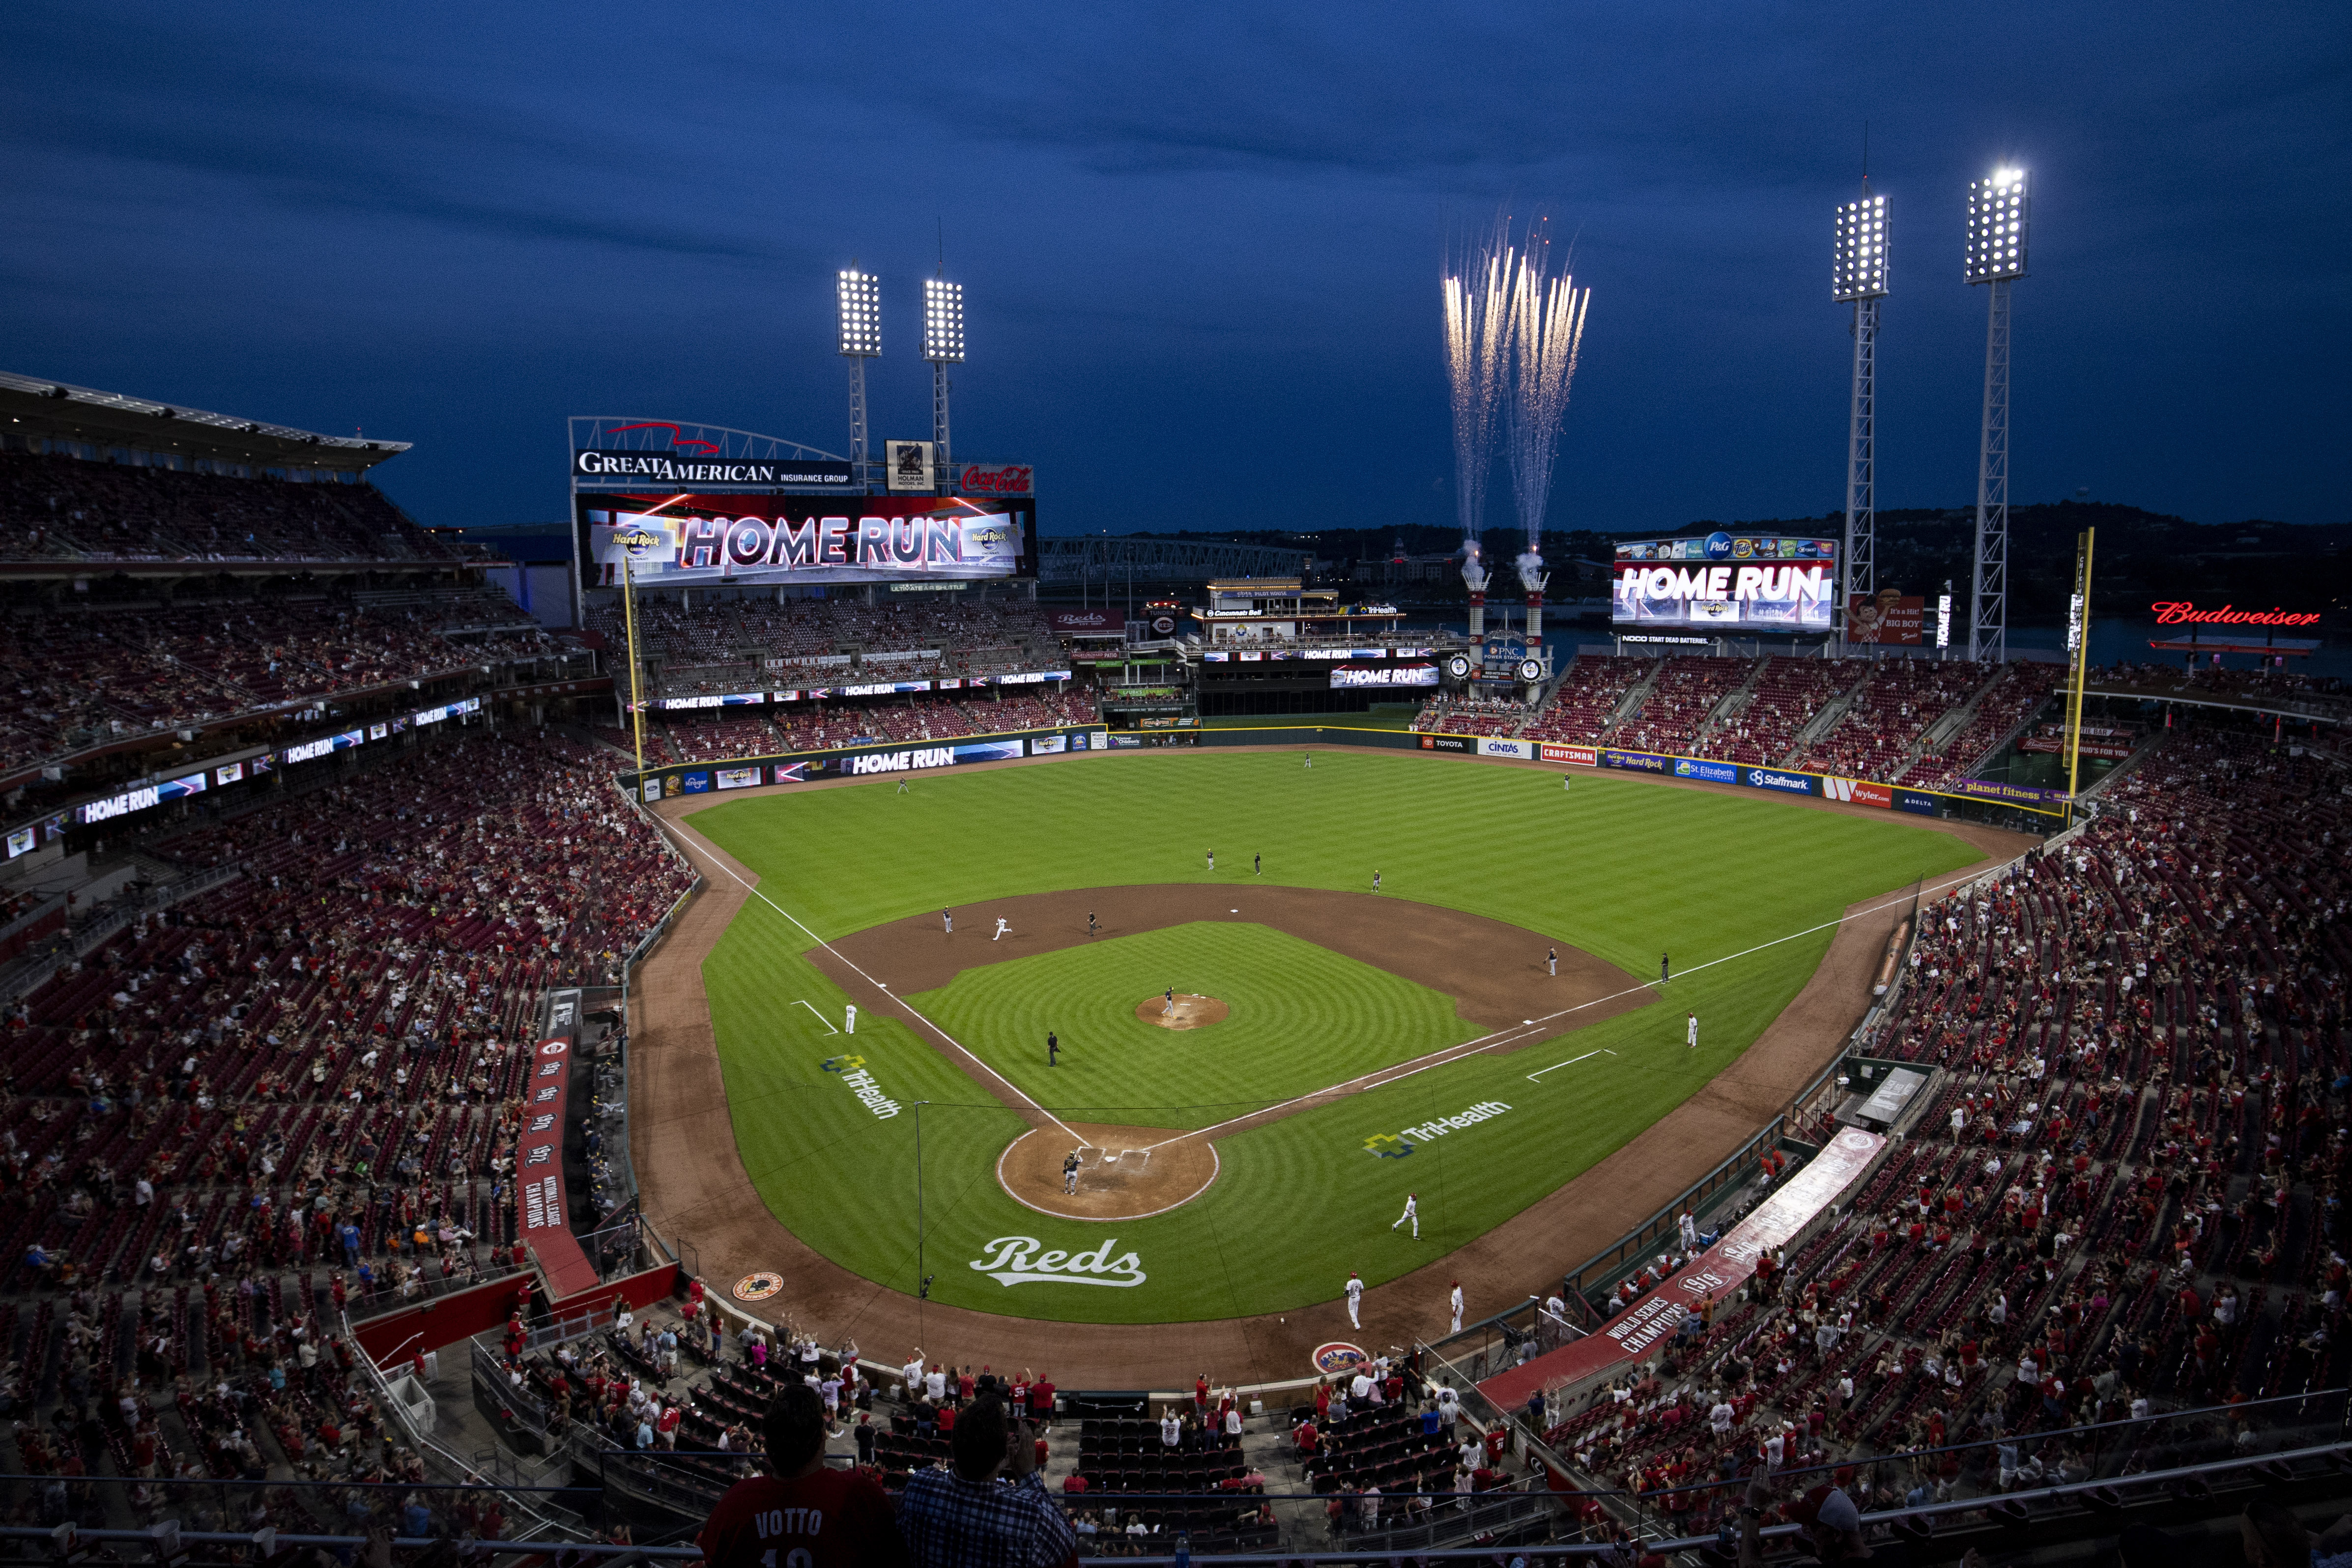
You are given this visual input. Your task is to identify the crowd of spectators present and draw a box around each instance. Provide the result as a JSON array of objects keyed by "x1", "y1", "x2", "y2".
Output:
[
  {"x1": 0, "y1": 726, "x2": 698, "y2": 1543},
  {"x1": 0, "y1": 453, "x2": 451, "y2": 565},
  {"x1": 1520, "y1": 657, "x2": 1653, "y2": 746},
  {"x1": 587, "y1": 690, "x2": 1101, "y2": 764},
  {"x1": 1905, "y1": 663, "x2": 2067, "y2": 792},
  {"x1": 1614, "y1": 657, "x2": 1751, "y2": 758},
  {"x1": 0, "y1": 597, "x2": 556, "y2": 777},
  {"x1": 582, "y1": 596, "x2": 1061, "y2": 681},
  {"x1": 1409, "y1": 697, "x2": 1529, "y2": 738},
  {"x1": 1543, "y1": 713, "x2": 2347, "y2": 1545},
  {"x1": 1714, "y1": 659, "x2": 1859, "y2": 765},
  {"x1": 1794, "y1": 659, "x2": 1992, "y2": 781}
]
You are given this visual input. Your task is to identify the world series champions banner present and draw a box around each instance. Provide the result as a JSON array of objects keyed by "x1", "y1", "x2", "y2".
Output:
[{"x1": 515, "y1": 990, "x2": 602, "y2": 1297}]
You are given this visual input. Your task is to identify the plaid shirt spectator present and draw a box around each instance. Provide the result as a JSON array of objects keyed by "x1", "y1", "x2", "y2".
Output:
[{"x1": 897, "y1": 1468, "x2": 1077, "y2": 1568}]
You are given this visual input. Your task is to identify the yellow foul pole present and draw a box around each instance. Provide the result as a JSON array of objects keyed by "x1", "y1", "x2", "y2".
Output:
[
  {"x1": 2064, "y1": 527, "x2": 2095, "y2": 819},
  {"x1": 622, "y1": 549, "x2": 648, "y2": 793}
]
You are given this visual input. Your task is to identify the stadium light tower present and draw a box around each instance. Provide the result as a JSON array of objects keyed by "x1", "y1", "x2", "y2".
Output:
[
  {"x1": 837, "y1": 266, "x2": 881, "y2": 486},
  {"x1": 1964, "y1": 169, "x2": 2030, "y2": 662},
  {"x1": 923, "y1": 275, "x2": 965, "y2": 487},
  {"x1": 1832, "y1": 185, "x2": 1890, "y2": 655}
]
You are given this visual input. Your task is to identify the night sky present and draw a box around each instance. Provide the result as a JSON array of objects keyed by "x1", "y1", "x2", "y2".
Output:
[{"x1": 4, "y1": 0, "x2": 2344, "y2": 537}]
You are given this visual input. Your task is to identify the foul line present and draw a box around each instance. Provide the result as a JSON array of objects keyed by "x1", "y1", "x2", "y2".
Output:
[
  {"x1": 1143, "y1": 853, "x2": 2020, "y2": 1151},
  {"x1": 1525, "y1": 1048, "x2": 1615, "y2": 1081},
  {"x1": 793, "y1": 999, "x2": 841, "y2": 1035},
  {"x1": 652, "y1": 816, "x2": 1082, "y2": 1144}
]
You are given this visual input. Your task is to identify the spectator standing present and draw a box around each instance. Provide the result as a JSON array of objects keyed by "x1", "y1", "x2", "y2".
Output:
[
  {"x1": 699, "y1": 1385, "x2": 905, "y2": 1567},
  {"x1": 897, "y1": 1395, "x2": 1076, "y2": 1568}
]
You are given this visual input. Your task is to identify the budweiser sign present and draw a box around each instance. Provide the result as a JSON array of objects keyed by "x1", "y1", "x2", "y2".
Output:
[
  {"x1": 2150, "y1": 600, "x2": 2321, "y2": 628},
  {"x1": 959, "y1": 463, "x2": 1034, "y2": 497}
]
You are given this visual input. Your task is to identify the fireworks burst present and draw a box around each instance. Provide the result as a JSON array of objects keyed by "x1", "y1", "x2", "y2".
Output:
[
  {"x1": 1504, "y1": 223, "x2": 1591, "y2": 591},
  {"x1": 1443, "y1": 217, "x2": 1517, "y2": 585}
]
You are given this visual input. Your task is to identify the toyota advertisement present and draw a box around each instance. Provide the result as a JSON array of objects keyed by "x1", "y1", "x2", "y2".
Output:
[
  {"x1": 578, "y1": 493, "x2": 1036, "y2": 589},
  {"x1": 1613, "y1": 533, "x2": 1837, "y2": 631}
]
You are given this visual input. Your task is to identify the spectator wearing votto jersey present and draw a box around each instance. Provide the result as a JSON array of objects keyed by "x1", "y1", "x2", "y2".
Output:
[{"x1": 699, "y1": 1384, "x2": 906, "y2": 1568}]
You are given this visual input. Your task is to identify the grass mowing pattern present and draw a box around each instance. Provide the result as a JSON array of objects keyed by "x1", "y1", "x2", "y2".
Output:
[
  {"x1": 908, "y1": 923, "x2": 1480, "y2": 1130},
  {"x1": 691, "y1": 749, "x2": 1984, "y2": 1324}
]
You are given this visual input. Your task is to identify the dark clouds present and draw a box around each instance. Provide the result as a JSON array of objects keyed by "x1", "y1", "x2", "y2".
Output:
[{"x1": 1, "y1": 0, "x2": 2344, "y2": 538}]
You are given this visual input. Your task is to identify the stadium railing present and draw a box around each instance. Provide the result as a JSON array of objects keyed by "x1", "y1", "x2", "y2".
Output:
[{"x1": 23, "y1": 1393, "x2": 2335, "y2": 1564}]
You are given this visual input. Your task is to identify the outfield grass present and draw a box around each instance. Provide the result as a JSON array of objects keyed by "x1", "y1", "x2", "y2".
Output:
[
  {"x1": 908, "y1": 922, "x2": 1481, "y2": 1129},
  {"x1": 691, "y1": 749, "x2": 1985, "y2": 1324}
]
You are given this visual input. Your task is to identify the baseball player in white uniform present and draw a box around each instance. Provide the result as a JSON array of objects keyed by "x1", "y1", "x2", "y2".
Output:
[
  {"x1": 845, "y1": 1003, "x2": 856, "y2": 1035},
  {"x1": 993, "y1": 917, "x2": 1010, "y2": 941},
  {"x1": 1345, "y1": 1272, "x2": 1364, "y2": 1329},
  {"x1": 1391, "y1": 1193, "x2": 1419, "y2": 1238},
  {"x1": 1687, "y1": 1012, "x2": 1698, "y2": 1050},
  {"x1": 1449, "y1": 1280, "x2": 1464, "y2": 1335},
  {"x1": 942, "y1": 911, "x2": 953, "y2": 935}
]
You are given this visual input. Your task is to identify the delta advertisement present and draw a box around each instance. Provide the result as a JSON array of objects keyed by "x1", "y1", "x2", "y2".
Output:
[
  {"x1": 578, "y1": 493, "x2": 1037, "y2": 589},
  {"x1": 1845, "y1": 590, "x2": 1926, "y2": 646},
  {"x1": 1612, "y1": 533, "x2": 1837, "y2": 631}
]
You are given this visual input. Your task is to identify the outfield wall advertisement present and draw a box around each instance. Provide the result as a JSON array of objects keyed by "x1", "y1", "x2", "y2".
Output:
[
  {"x1": 637, "y1": 725, "x2": 1103, "y2": 799},
  {"x1": 1382, "y1": 731, "x2": 2065, "y2": 819},
  {"x1": 578, "y1": 493, "x2": 1037, "y2": 589}
]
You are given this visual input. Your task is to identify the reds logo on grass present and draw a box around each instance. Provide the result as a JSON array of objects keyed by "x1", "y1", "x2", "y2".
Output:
[{"x1": 969, "y1": 1236, "x2": 1147, "y2": 1289}]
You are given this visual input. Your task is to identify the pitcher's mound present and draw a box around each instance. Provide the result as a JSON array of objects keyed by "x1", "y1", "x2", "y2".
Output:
[
  {"x1": 1138, "y1": 994, "x2": 1228, "y2": 1029},
  {"x1": 998, "y1": 1122, "x2": 1220, "y2": 1221}
]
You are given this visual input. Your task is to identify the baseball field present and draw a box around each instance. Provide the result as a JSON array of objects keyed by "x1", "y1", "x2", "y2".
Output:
[{"x1": 679, "y1": 748, "x2": 1984, "y2": 1326}]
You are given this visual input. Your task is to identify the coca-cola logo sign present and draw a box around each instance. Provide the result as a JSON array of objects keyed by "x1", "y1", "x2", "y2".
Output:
[{"x1": 959, "y1": 463, "x2": 1034, "y2": 496}]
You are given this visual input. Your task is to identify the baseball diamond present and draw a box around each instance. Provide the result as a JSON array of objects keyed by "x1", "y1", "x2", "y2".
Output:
[{"x1": 630, "y1": 744, "x2": 2026, "y2": 1384}]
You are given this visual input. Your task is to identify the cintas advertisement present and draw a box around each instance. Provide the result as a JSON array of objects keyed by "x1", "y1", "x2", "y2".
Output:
[{"x1": 578, "y1": 493, "x2": 1036, "y2": 588}]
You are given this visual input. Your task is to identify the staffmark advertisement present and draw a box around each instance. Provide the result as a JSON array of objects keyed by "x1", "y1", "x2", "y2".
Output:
[{"x1": 1743, "y1": 767, "x2": 1815, "y2": 796}]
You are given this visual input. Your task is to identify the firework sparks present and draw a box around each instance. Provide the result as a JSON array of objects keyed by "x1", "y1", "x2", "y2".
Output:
[
  {"x1": 1505, "y1": 224, "x2": 1591, "y2": 591},
  {"x1": 1443, "y1": 217, "x2": 1516, "y2": 586}
]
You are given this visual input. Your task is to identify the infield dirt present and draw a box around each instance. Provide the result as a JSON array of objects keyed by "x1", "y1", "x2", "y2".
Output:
[{"x1": 629, "y1": 749, "x2": 2037, "y2": 1388}]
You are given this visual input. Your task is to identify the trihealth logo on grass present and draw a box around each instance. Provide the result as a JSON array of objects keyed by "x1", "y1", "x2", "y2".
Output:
[
  {"x1": 1364, "y1": 1101, "x2": 1513, "y2": 1156},
  {"x1": 970, "y1": 1236, "x2": 1147, "y2": 1289},
  {"x1": 819, "y1": 1054, "x2": 902, "y2": 1119}
]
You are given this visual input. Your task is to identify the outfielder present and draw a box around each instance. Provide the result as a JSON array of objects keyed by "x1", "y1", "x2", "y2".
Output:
[
  {"x1": 1563, "y1": 772, "x2": 1571, "y2": 793},
  {"x1": 896, "y1": 777, "x2": 909, "y2": 794},
  {"x1": 1660, "y1": 950, "x2": 1670, "y2": 984},
  {"x1": 993, "y1": 917, "x2": 1010, "y2": 941},
  {"x1": 1345, "y1": 1271, "x2": 1364, "y2": 1330},
  {"x1": 1304, "y1": 752, "x2": 1313, "y2": 769},
  {"x1": 1449, "y1": 1280, "x2": 1464, "y2": 1335},
  {"x1": 1391, "y1": 1193, "x2": 1419, "y2": 1238},
  {"x1": 1206, "y1": 848, "x2": 1215, "y2": 871},
  {"x1": 1372, "y1": 870, "x2": 1381, "y2": 892},
  {"x1": 1687, "y1": 1012, "x2": 1698, "y2": 1051}
]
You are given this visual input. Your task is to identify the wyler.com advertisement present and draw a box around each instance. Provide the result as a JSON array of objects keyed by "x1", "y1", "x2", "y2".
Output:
[{"x1": 578, "y1": 493, "x2": 1037, "y2": 588}]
